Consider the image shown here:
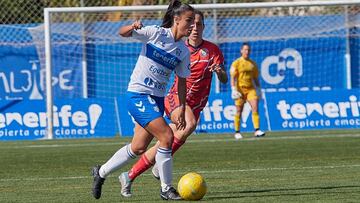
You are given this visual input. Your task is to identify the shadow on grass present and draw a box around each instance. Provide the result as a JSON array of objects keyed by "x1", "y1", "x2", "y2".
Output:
[{"x1": 206, "y1": 185, "x2": 360, "y2": 201}]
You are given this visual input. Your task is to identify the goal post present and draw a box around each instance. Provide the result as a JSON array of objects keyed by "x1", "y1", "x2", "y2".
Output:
[{"x1": 40, "y1": 0, "x2": 360, "y2": 139}]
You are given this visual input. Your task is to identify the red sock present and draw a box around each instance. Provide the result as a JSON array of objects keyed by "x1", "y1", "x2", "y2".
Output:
[
  {"x1": 128, "y1": 154, "x2": 154, "y2": 181},
  {"x1": 172, "y1": 137, "x2": 185, "y2": 156}
]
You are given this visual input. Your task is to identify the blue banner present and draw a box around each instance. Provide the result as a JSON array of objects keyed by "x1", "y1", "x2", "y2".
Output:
[
  {"x1": 266, "y1": 89, "x2": 360, "y2": 130},
  {"x1": 196, "y1": 93, "x2": 268, "y2": 134},
  {"x1": 0, "y1": 98, "x2": 117, "y2": 141},
  {"x1": 116, "y1": 93, "x2": 269, "y2": 136}
]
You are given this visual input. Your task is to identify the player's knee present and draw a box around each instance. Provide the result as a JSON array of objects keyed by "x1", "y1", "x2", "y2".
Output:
[
  {"x1": 185, "y1": 118, "x2": 197, "y2": 135},
  {"x1": 157, "y1": 127, "x2": 174, "y2": 148},
  {"x1": 176, "y1": 118, "x2": 197, "y2": 140},
  {"x1": 131, "y1": 144, "x2": 148, "y2": 155}
]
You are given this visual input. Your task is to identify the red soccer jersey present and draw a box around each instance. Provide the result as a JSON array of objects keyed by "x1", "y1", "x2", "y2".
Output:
[{"x1": 165, "y1": 40, "x2": 224, "y2": 120}]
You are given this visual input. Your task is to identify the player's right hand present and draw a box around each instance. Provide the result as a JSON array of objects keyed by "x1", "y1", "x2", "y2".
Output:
[
  {"x1": 231, "y1": 86, "x2": 242, "y2": 100},
  {"x1": 132, "y1": 20, "x2": 143, "y2": 30}
]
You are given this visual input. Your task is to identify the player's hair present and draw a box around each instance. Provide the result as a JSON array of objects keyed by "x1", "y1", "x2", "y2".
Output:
[
  {"x1": 161, "y1": 0, "x2": 194, "y2": 28},
  {"x1": 194, "y1": 9, "x2": 205, "y2": 26},
  {"x1": 241, "y1": 42, "x2": 250, "y2": 49}
]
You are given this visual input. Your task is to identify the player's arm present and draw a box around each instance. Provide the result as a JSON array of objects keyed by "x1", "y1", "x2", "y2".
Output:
[
  {"x1": 230, "y1": 62, "x2": 242, "y2": 99},
  {"x1": 253, "y1": 62, "x2": 261, "y2": 88},
  {"x1": 230, "y1": 65, "x2": 238, "y2": 88},
  {"x1": 211, "y1": 47, "x2": 228, "y2": 84},
  {"x1": 119, "y1": 20, "x2": 143, "y2": 37},
  {"x1": 176, "y1": 77, "x2": 187, "y2": 130},
  {"x1": 253, "y1": 62, "x2": 262, "y2": 99},
  {"x1": 210, "y1": 64, "x2": 228, "y2": 83}
]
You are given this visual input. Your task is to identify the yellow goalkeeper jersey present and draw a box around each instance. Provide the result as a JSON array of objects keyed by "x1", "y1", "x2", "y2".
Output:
[{"x1": 230, "y1": 57, "x2": 259, "y2": 88}]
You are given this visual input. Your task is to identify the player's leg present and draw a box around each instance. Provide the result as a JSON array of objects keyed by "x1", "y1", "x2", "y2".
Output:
[
  {"x1": 234, "y1": 98, "x2": 245, "y2": 139},
  {"x1": 151, "y1": 105, "x2": 197, "y2": 179},
  {"x1": 126, "y1": 93, "x2": 179, "y2": 199},
  {"x1": 120, "y1": 124, "x2": 153, "y2": 197},
  {"x1": 170, "y1": 105, "x2": 197, "y2": 141},
  {"x1": 123, "y1": 105, "x2": 197, "y2": 194},
  {"x1": 92, "y1": 123, "x2": 153, "y2": 199},
  {"x1": 144, "y1": 117, "x2": 181, "y2": 200},
  {"x1": 247, "y1": 89, "x2": 265, "y2": 137},
  {"x1": 92, "y1": 92, "x2": 164, "y2": 199}
]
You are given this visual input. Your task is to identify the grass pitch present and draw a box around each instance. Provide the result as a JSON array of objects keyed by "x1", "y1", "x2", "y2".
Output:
[{"x1": 0, "y1": 130, "x2": 360, "y2": 202}]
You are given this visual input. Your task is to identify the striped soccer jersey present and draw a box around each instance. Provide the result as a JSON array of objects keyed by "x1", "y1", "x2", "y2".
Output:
[
  {"x1": 165, "y1": 40, "x2": 224, "y2": 119},
  {"x1": 127, "y1": 25, "x2": 191, "y2": 97}
]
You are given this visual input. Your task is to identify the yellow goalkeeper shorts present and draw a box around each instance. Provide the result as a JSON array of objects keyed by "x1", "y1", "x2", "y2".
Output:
[{"x1": 235, "y1": 86, "x2": 258, "y2": 106}]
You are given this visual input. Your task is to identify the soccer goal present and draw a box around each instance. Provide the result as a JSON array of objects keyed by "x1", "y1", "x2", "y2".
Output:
[{"x1": 37, "y1": 0, "x2": 360, "y2": 139}]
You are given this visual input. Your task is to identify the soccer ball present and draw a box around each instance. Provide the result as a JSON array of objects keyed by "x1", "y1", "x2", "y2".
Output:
[{"x1": 177, "y1": 172, "x2": 207, "y2": 200}]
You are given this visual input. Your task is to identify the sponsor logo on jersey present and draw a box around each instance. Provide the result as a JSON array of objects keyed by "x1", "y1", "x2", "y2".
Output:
[
  {"x1": 149, "y1": 65, "x2": 170, "y2": 77},
  {"x1": 144, "y1": 77, "x2": 166, "y2": 90},
  {"x1": 200, "y1": 48, "x2": 208, "y2": 57},
  {"x1": 146, "y1": 44, "x2": 181, "y2": 70}
]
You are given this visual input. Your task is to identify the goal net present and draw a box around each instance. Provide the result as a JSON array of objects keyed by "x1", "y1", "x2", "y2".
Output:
[{"x1": 32, "y1": 1, "x2": 360, "y2": 138}]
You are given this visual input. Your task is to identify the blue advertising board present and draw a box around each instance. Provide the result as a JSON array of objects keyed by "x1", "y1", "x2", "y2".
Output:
[
  {"x1": 116, "y1": 93, "x2": 269, "y2": 136},
  {"x1": 195, "y1": 93, "x2": 268, "y2": 134},
  {"x1": 265, "y1": 89, "x2": 360, "y2": 130},
  {"x1": 0, "y1": 98, "x2": 117, "y2": 141}
]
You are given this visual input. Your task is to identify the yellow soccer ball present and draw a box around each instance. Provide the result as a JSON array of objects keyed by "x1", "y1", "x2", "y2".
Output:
[{"x1": 177, "y1": 172, "x2": 207, "y2": 201}]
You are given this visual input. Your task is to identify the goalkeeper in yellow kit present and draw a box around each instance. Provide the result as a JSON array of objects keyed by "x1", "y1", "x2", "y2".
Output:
[{"x1": 230, "y1": 43, "x2": 265, "y2": 139}]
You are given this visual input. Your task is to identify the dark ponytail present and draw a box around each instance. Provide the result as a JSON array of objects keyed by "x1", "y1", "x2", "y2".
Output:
[{"x1": 161, "y1": 0, "x2": 194, "y2": 28}]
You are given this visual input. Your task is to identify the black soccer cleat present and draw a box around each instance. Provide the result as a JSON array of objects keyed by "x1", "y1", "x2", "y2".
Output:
[
  {"x1": 160, "y1": 186, "x2": 182, "y2": 200},
  {"x1": 91, "y1": 165, "x2": 105, "y2": 199}
]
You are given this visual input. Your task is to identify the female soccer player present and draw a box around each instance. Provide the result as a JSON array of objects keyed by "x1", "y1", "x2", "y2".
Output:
[
  {"x1": 230, "y1": 43, "x2": 265, "y2": 139},
  {"x1": 91, "y1": 0, "x2": 194, "y2": 200},
  {"x1": 118, "y1": 10, "x2": 228, "y2": 198}
]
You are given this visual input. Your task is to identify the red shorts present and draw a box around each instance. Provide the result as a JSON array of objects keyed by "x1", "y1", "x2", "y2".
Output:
[{"x1": 164, "y1": 93, "x2": 203, "y2": 121}]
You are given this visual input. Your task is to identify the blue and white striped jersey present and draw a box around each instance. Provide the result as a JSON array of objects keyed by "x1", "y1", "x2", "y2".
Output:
[{"x1": 127, "y1": 25, "x2": 191, "y2": 97}]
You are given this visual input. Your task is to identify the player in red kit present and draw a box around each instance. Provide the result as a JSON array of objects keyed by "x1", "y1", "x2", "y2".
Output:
[{"x1": 118, "y1": 10, "x2": 228, "y2": 198}]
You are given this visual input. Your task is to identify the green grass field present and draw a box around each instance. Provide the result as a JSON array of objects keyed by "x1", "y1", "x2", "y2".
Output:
[{"x1": 1, "y1": 130, "x2": 360, "y2": 202}]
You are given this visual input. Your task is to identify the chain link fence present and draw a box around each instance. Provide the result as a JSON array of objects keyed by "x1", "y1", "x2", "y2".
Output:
[{"x1": 0, "y1": 0, "x2": 273, "y2": 24}]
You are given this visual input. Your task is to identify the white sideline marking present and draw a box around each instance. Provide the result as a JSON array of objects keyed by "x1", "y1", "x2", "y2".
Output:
[
  {"x1": 1, "y1": 164, "x2": 360, "y2": 182},
  {"x1": 2, "y1": 133, "x2": 360, "y2": 149}
]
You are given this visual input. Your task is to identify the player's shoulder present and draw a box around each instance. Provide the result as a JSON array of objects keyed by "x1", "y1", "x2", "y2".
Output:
[
  {"x1": 179, "y1": 40, "x2": 190, "y2": 54},
  {"x1": 142, "y1": 25, "x2": 160, "y2": 31},
  {"x1": 202, "y1": 40, "x2": 220, "y2": 50},
  {"x1": 145, "y1": 25, "x2": 169, "y2": 35},
  {"x1": 232, "y1": 57, "x2": 242, "y2": 64},
  {"x1": 248, "y1": 58, "x2": 258, "y2": 65},
  {"x1": 171, "y1": 40, "x2": 190, "y2": 61}
]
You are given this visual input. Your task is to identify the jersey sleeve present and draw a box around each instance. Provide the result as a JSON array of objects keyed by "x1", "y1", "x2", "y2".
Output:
[
  {"x1": 175, "y1": 51, "x2": 191, "y2": 78},
  {"x1": 230, "y1": 59, "x2": 238, "y2": 77},
  {"x1": 132, "y1": 25, "x2": 159, "y2": 42},
  {"x1": 212, "y1": 46, "x2": 225, "y2": 66}
]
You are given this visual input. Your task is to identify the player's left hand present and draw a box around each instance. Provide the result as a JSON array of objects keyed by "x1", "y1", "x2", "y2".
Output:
[
  {"x1": 209, "y1": 64, "x2": 222, "y2": 74},
  {"x1": 176, "y1": 107, "x2": 186, "y2": 130}
]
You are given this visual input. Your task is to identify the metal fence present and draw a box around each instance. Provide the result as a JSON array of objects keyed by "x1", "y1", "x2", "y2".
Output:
[{"x1": 0, "y1": 0, "x2": 281, "y2": 24}]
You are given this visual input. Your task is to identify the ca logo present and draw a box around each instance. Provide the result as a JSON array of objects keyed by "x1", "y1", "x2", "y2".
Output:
[{"x1": 261, "y1": 48, "x2": 303, "y2": 85}]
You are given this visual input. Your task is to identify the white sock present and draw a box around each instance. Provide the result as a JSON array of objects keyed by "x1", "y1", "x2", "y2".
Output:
[
  {"x1": 155, "y1": 147, "x2": 172, "y2": 192},
  {"x1": 99, "y1": 144, "x2": 136, "y2": 178}
]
